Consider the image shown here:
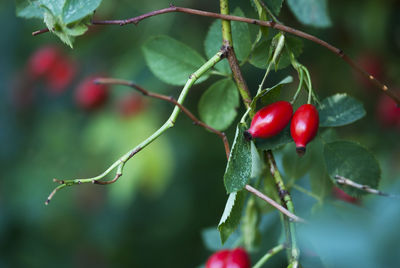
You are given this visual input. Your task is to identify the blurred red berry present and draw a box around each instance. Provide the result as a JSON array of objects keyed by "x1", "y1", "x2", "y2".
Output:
[
  {"x1": 206, "y1": 248, "x2": 250, "y2": 268},
  {"x1": 118, "y1": 94, "x2": 146, "y2": 117},
  {"x1": 355, "y1": 52, "x2": 385, "y2": 89},
  {"x1": 75, "y1": 76, "x2": 109, "y2": 110},
  {"x1": 332, "y1": 187, "x2": 359, "y2": 204},
  {"x1": 27, "y1": 46, "x2": 60, "y2": 78},
  {"x1": 46, "y1": 56, "x2": 77, "y2": 93},
  {"x1": 376, "y1": 94, "x2": 400, "y2": 127}
]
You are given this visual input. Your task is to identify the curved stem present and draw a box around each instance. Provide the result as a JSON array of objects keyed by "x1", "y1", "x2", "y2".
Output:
[
  {"x1": 45, "y1": 50, "x2": 225, "y2": 205},
  {"x1": 94, "y1": 78, "x2": 230, "y2": 159}
]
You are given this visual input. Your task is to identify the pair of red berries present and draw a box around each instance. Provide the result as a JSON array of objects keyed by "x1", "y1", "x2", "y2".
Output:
[
  {"x1": 245, "y1": 101, "x2": 319, "y2": 155},
  {"x1": 206, "y1": 248, "x2": 250, "y2": 268}
]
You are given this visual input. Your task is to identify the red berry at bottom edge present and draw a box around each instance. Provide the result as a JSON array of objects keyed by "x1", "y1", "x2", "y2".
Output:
[
  {"x1": 206, "y1": 248, "x2": 250, "y2": 268},
  {"x1": 246, "y1": 101, "x2": 293, "y2": 139},
  {"x1": 290, "y1": 104, "x2": 319, "y2": 156},
  {"x1": 75, "y1": 76, "x2": 109, "y2": 110}
]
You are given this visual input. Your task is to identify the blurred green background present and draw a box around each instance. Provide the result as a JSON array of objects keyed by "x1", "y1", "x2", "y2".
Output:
[{"x1": 1, "y1": 0, "x2": 400, "y2": 267}]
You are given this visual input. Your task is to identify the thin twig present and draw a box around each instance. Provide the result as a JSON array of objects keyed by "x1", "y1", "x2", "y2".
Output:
[
  {"x1": 244, "y1": 184, "x2": 306, "y2": 223},
  {"x1": 334, "y1": 175, "x2": 400, "y2": 198},
  {"x1": 31, "y1": 5, "x2": 399, "y2": 104},
  {"x1": 94, "y1": 78, "x2": 230, "y2": 160},
  {"x1": 253, "y1": 244, "x2": 286, "y2": 268}
]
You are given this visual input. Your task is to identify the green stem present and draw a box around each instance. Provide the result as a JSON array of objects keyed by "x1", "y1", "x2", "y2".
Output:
[
  {"x1": 45, "y1": 51, "x2": 225, "y2": 205},
  {"x1": 258, "y1": 61, "x2": 273, "y2": 95},
  {"x1": 220, "y1": 0, "x2": 252, "y2": 109},
  {"x1": 253, "y1": 244, "x2": 285, "y2": 268},
  {"x1": 265, "y1": 150, "x2": 300, "y2": 268}
]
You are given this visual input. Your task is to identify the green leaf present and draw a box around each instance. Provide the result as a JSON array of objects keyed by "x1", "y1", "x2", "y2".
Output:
[
  {"x1": 62, "y1": 0, "x2": 101, "y2": 24},
  {"x1": 263, "y1": 0, "x2": 284, "y2": 16},
  {"x1": 287, "y1": 0, "x2": 332, "y2": 28},
  {"x1": 224, "y1": 123, "x2": 252, "y2": 193},
  {"x1": 319, "y1": 94, "x2": 366, "y2": 127},
  {"x1": 250, "y1": 76, "x2": 293, "y2": 111},
  {"x1": 204, "y1": 8, "x2": 252, "y2": 73},
  {"x1": 218, "y1": 190, "x2": 246, "y2": 244},
  {"x1": 16, "y1": 0, "x2": 44, "y2": 19},
  {"x1": 250, "y1": 141, "x2": 263, "y2": 179},
  {"x1": 40, "y1": 0, "x2": 65, "y2": 16},
  {"x1": 198, "y1": 78, "x2": 239, "y2": 131},
  {"x1": 323, "y1": 141, "x2": 381, "y2": 197},
  {"x1": 251, "y1": 0, "x2": 269, "y2": 38},
  {"x1": 23, "y1": 0, "x2": 100, "y2": 47},
  {"x1": 249, "y1": 36, "x2": 303, "y2": 70},
  {"x1": 143, "y1": 35, "x2": 208, "y2": 86},
  {"x1": 201, "y1": 227, "x2": 241, "y2": 251},
  {"x1": 255, "y1": 126, "x2": 292, "y2": 151},
  {"x1": 204, "y1": 20, "x2": 231, "y2": 74},
  {"x1": 242, "y1": 198, "x2": 261, "y2": 251}
]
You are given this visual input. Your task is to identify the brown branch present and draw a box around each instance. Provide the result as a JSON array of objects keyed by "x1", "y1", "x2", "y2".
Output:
[
  {"x1": 244, "y1": 184, "x2": 306, "y2": 223},
  {"x1": 32, "y1": 5, "x2": 399, "y2": 104},
  {"x1": 94, "y1": 78, "x2": 230, "y2": 160}
]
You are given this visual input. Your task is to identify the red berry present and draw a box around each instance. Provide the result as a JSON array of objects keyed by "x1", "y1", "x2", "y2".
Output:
[
  {"x1": 206, "y1": 249, "x2": 230, "y2": 268},
  {"x1": 27, "y1": 46, "x2": 60, "y2": 78},
  {"x1": 118, "y1": 94, "x2": 146, "y2": 118},
  {"x1": 75, "y1": 76, "x2": 109, "y2": 110},
  {"x1": 332, "y1": 187, "x2": 359, "y2": 204},
  {"x1": 206, "y1": 248, "x2": 250, "y2": 268},
  {"x1": 246, "y1": 101, "x2": 293, "y2": 139},
  {"x1": 290, "y1": 104, "x2": 319, "y2": 156},
  {"x1": 46, "y1": 56, "x2": 77, "y2": 93},
  {"x1": 376, "y1": 94, "x2": 400, "y2": 127}
]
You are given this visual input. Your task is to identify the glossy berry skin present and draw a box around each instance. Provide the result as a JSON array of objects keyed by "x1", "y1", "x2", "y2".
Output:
[
  {"x1": 290, "y1": 104, "x2": 319, "y2": 156},
  {"x1": 246, "y1": 101, "x2": 293, "y2": 139},
  {"x1": 75, "y1": 76, "x2": 109, "y2": 110},
  {"x1": 206, "y1": 248, "x2": 250, "y2": 268}
]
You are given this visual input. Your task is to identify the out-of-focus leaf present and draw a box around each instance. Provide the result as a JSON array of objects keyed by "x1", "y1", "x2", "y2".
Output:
[
  {"x1": 323, "y1": 141, "x2": 381, "y2": 197},
  {"x1": 319, "y1": 94, "x2": 366, "y2": 127},
  {"x1": 218, "y1": 190, "x2": 246, "y2": 244},
  {"x1": 16, "y1": 0, "x2": 44, "y2": 19},
  {"x1": 242, "y1": 198, "x2": 261, "y2": 251},
  {"x1": 287, "y1": 0, "x2": 332, "y2": 28},
  {"x1": 83, "y1": 111, "x2": 173, "y2": 207},
  {"x1": 201, "y1": 227, "x2": 241, "y2": 251},
  {"x1": 143, "y1": 35, "x2": 208, "y2": 86},
  {"x1": 198, "y1": 78, "x2": 239, "y2": 131},
  {"x1": 224, "y1": 123, "x2": 252, "y2": 193}
]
